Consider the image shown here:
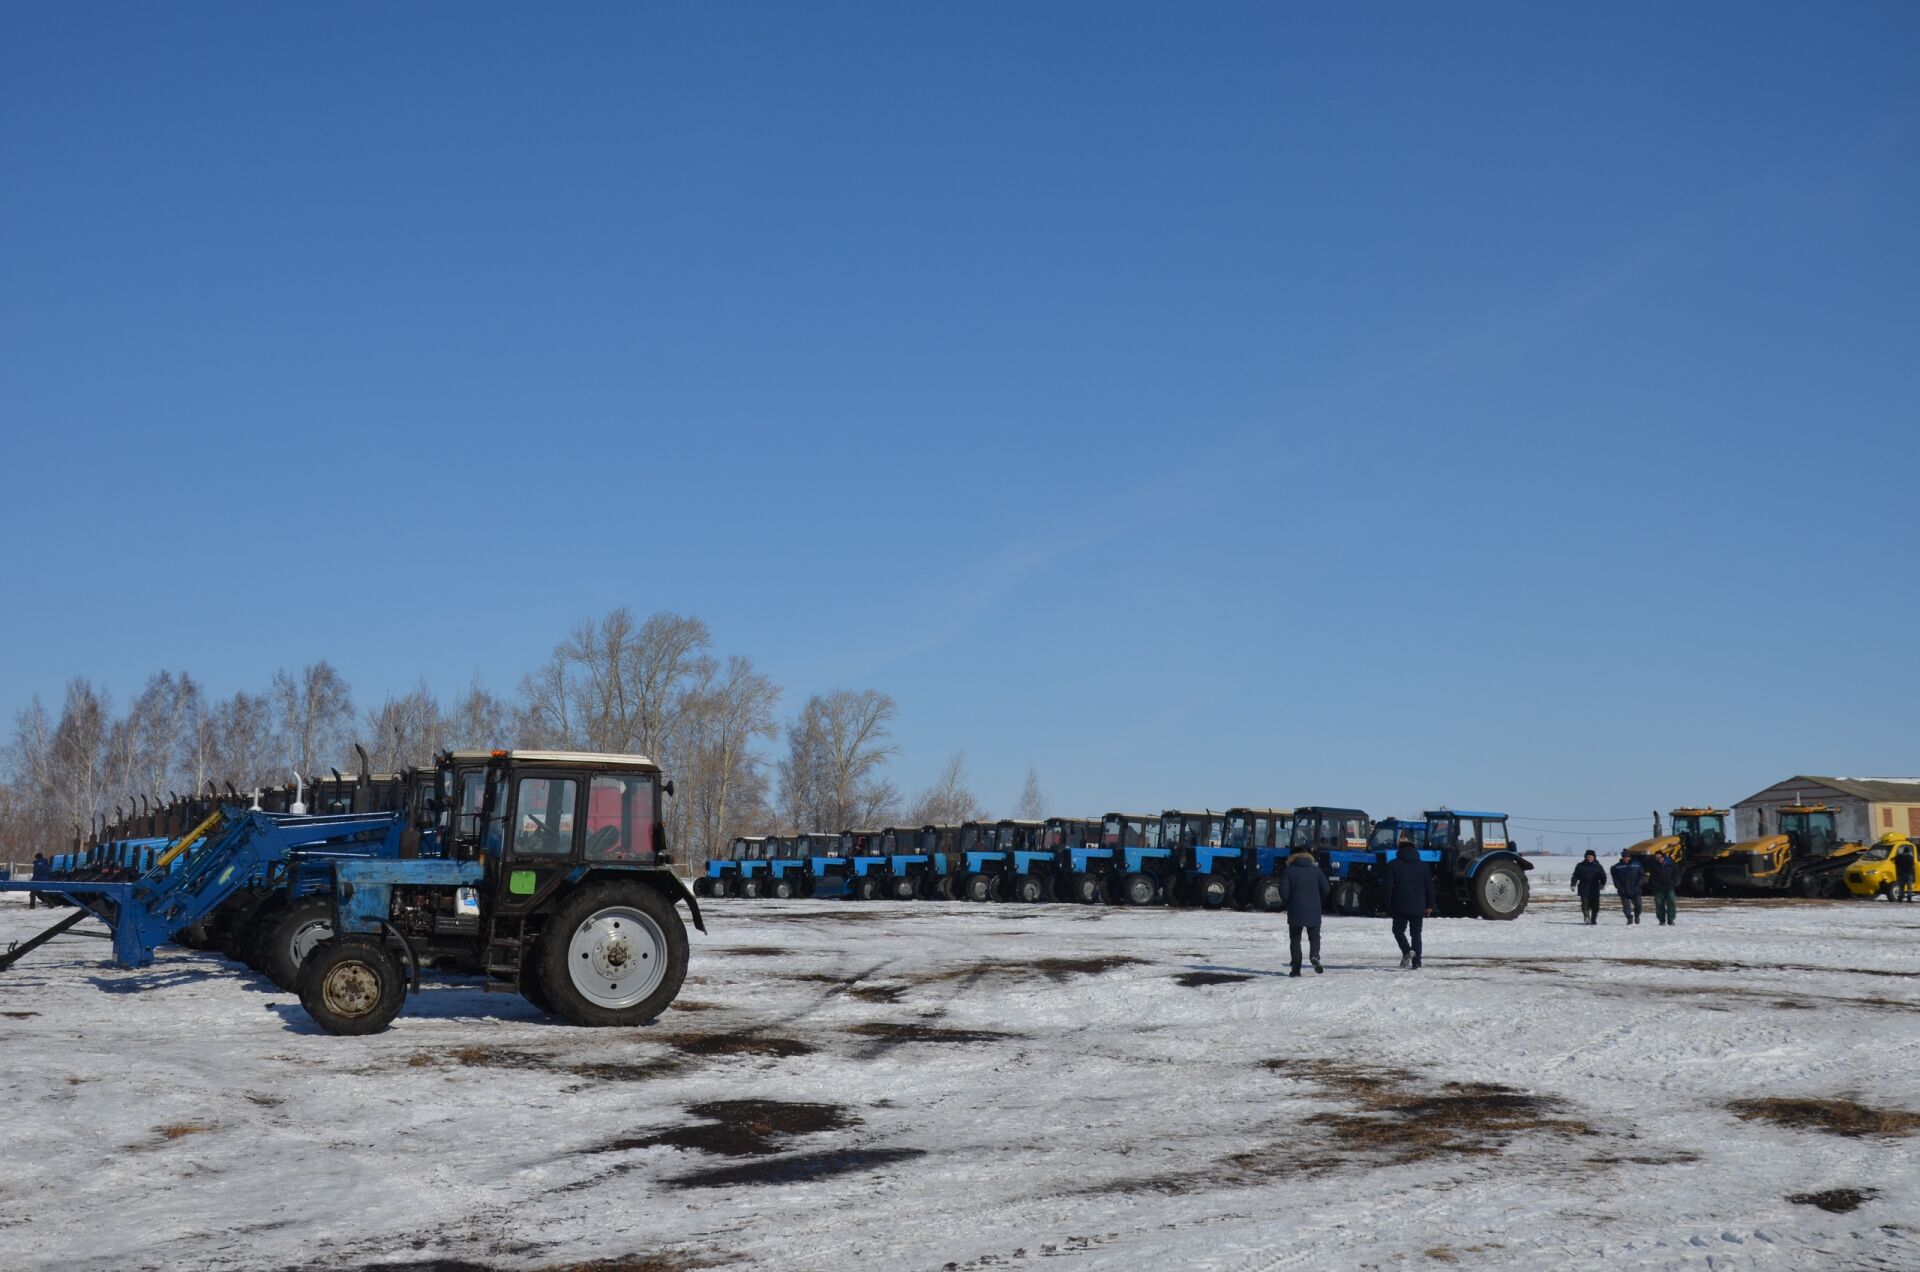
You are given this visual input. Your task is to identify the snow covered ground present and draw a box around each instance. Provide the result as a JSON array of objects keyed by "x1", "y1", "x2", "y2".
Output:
[{"x1": 2, "y1": 864, "x2": 1917, "y2": 1271}]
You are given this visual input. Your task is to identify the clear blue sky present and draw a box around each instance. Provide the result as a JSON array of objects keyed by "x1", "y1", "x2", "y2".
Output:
[{"x1": 3, "y1": 3, "x2": 1916, "y2": 846}]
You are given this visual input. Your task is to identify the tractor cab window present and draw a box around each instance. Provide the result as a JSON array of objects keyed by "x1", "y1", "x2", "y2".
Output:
[
  {"x1": 1480, "y1": 818, "x2": 1508, "y2": 847},
  {"x1": 1225, "y1": 815, "x2": 1249, "y2": 849},
  {"x1": 584, "y1": 773, "x2": 655, "y2": 862},
  {"x1": 510, "y1": 776, "x2": 578, "y2": 856},
  {"x1": 456, "y1": 771, "x2": 488, "y2": 839},
  {"x1": 1453, "y1": 819, "x2": 1480, "y2": 849},
  {"x1": 1428, "y1": 819, "x2": 1454, "y2": 847}
]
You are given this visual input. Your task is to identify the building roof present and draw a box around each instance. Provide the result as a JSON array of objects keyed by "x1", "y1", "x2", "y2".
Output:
[{"x1": 1735, "y1": 775, "x2": 1920, "y2": 805}]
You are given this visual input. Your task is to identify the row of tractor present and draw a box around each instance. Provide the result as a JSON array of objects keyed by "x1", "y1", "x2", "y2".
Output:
[
  {"x1": 1624, "y1": 805, "x2": 1914, "y2": 899},
  {"x1": 4, "y1": 749, "x2": 702, "y2": 1036},
  {"x1": 693, "y1": 806, "x2": 1534, "y2": 921}
]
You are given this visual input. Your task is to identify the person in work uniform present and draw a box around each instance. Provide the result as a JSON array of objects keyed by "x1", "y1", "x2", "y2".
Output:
[
  {"x1": 1381, "y1": 842, "x2": 1436, "y2": 968},
  {"x1": 28, "y1": 852, "x2": 49, "y2": 909},
  {"x1": 1644, "y1": 850, "x2": 1680, "y2": 926},
  {"x1": 1609, "y1": 850, "x2": 1644, "y2": 925},
  {"x1": 1277, "y1": 849, "x2": 1330, "y2": 977},
  {"x1": 1896, "y1": 841, "x2": 1916, "y2": 903},
  {"x1": 1570, "y1": 849, "x2": 1607, "y2": 925}
]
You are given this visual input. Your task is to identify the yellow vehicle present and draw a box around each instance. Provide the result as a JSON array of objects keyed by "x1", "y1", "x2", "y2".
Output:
[
  {"x1": 1625, "y1": 808, "x2": 1730, "y2": 896},
  {"x1": 1842, "y1": 834, "x2": 1917, "y2": 900},
  {"x1": 1708, "y1": 804, "x2": 1867, "y2": 898}
]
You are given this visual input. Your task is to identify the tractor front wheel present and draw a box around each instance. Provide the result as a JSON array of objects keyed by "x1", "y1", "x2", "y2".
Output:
[
  {"x1": 537, "y1": 882, "x2": 688, "y2": 1028},
  {"x1": 961, "y1": 873, "x2": 997, "y2": 903},
  {"x1": 298, "y1": 938, "x2": 406, "y2": 1036},
  {"x1": 1008, "y1": 874, "x2": 1047, "y2": 904},
  {"x1": 1330, "y1": 880, "x2": 1368, "y2": 917},
  {"x1": 853, "y1": 874, "x2": 883, "y2": 901},
  {"x1": 1120, "y1": 872, "x2": 1157, "y2": 906},
  {"x1": 889, "y1": 874, "x2": 920, "y2": 901},
  {"x1": 692, "y1": 877, "x2": 713, "y2": 898},
  {"x1": 264, "y1": 895, "x2": 337, "y2": 991},
  {"x1": 1196, "y1": 875, "x2": 1233, "y2": 909},
  {"x1": 1472, "y1": 863, "x2": 1528, "y2": 920},
  {"x1": 1067, "y1": 872, "x2": 1102, "y2": 904},
  {"x1": 1249, "y1": 875, "x2": 1284, "y2": 912},
  {"x1": 769, "y1": 876, "x2": 795, "y2": 901}
]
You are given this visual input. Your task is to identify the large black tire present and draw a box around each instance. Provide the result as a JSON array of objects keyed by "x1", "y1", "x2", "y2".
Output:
[
  {"x1": 519, "y1": 958, "x2": 557, "y2": 1015},
  {"x1": 851, "y1": 873, "x2": 881, "y2": 901},
  {"x1": 935, "y1": 875, "x2": 957, "y2": 901},
  {"x1": 1472, "y1": 862, "x2": 1528, "y2": 920},
  {"x1": 692, "y1": 877, "x2": 714, "y2": 898},
  {"x1": 1161, "y1": 872, "x2": 1188, "y2": 908},
  {"x1": 961, "y1": 873, "x2": 997, "y2": 903},
  {"x1": 889, "y1": 874, "x2": 920, "y2": 901},
  {"x1": 536, "y1": 881, "x2": 689, "y2": 1028},
  {"x1": 1249, "y1": 875, "x2": 1284, "y2": 912},
  {"x1": 264, "y1": 895, "x2": 337, "y2": 991},
  {"x1": 239, "y1": 899, "x2": 288, "y2": 971},
  {"x1": 1795, "y1": 873, "x2": 1829, "y2": 899},
  {"x1": 1120, "y1": 872, "x2": 1157, "y2": 907},
  {"x1": 1330, "y1": 879, "x2": 1368, "y2": 917},
  {"x1": 298, "y1": 938, "x2": 406, "y2": 1036},
  {"x1": 1007, "y1": 873, "x2": 1047, "y2": 904},
  {"x1": 769, "y1": 875, "x2": 796, "y2": 901},
  {"x1": 1067, "y1": 872, "x2": 1102, "y2": 905},
  {"x1": 1678, "y1": 866, "x2": 1706, "y2": 898},
  {"x1": 739, "y1": 876, "x2": 762, "y2": 900},
  {"x1": 1195, "y1": 874, "x2": 1234, "y2": 910}
]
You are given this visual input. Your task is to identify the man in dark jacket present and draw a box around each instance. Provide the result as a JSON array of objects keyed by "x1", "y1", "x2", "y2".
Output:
[
  {"x1": 1277, "y1": 851, "x2": 1330, "y2": 976},
  {"x1": 1380, "y1": 844, "x2": 1436, "y2": 969},
  {"x1": 1609, "y1": 851, "x2": 1644, "y2": 924},
  {"x1": 28, "y1": 852, "x2": 49, "y2": 909},
  {"x1": 1645, "y1": 852, "x2": 1680, "y2": 925},
  {"x1": 1570, "y1": 850, "x2": 1607, "y2": 924},
  {"x1": 1896, "y1": 842, "x2": 1916, "y2": 903}
]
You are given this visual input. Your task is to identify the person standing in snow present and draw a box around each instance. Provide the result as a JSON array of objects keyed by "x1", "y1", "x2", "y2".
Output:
[
  {"x1": 28, "y1": 851, "x2": 49, "y2": 909},
  {"x1": 1277, "y1": 849, "x2": 1330, "y2": 977},
  {"x1": 1381, "y1": 842, "x2": 1435, "y2": 968},
  {"x1": 1645, "y1": 851, "x2": 1680, "y2": 926},
  {"x1": 1895, "y1": 842, "x2": 1916, "y2": 903},
  {"x1": 1610, "y1": 850, "x2": 1644, "y2": 925},
  {"x1": 1570, "y1": 849, "x2": 1607, "y2": 925}
]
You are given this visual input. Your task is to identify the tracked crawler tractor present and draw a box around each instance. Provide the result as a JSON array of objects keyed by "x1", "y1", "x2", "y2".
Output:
[
  {"x1": 1707, "y1": 804, "x2": 1866, "y2": 898},
  {"x1": 1624, "y1": 808, "x2": 1729, "y2": 896}
]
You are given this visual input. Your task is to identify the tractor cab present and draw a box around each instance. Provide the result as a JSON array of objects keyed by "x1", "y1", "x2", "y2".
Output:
[
  {"x1": 1419, "y1": 809, "x2": 1531, "y2": 918},
  {"x1": 1369, "y1": 818, "x2": 1429, "y2": 854},
  {"x1": 1161, "y1": 811, "x2": 1225, "y2": 862},
  {"x1": 1290, "y1": 808, "x2": 1371, "y2": 858},
  {"x1": 1778, "y1": 806, "x2": 1842, "y2": 857},
  {"x1": 466, "y1": 751, "x2": 665, "y2": 901},
  {"x1": 694, "y1": 836, "x2": 756, "y2": 897}
]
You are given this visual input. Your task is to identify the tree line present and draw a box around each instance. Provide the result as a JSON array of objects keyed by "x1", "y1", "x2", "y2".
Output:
[{"x1": 0, "y1": 608, "x2": 1046, "y2": 865}]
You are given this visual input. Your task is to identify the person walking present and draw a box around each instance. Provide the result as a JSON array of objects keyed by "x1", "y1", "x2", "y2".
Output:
[
  {"x1": 1570, "y1": 849, "x2": 1607, "y2": 925},
  {"x1": 1277, "y1": 849, "x2": 1330, "y2": 977},
  {"x1": 28, "y1": 851, "x2": 49, "y2": 909},
  {"x1": 1610, "y1": 851, "x2": 1645, "y2": 925},
  {"x1": 1645, "y1": 851, "x2": 1680, "y2": 926},
  {"x1": 1381, "y1": 842, "x2": 1436, "y2": 968},
  {"x1": 1896, "y1": 841, "x2": 1916, "y2": 904}
]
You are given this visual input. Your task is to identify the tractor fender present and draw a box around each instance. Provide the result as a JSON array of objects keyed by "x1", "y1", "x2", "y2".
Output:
[
  {"x1": 575, "y1": 866, "x2": 706, "y2": 934},
  {"x1": 1467, "y1": 850, "x2": 1533, "y2": 877}
]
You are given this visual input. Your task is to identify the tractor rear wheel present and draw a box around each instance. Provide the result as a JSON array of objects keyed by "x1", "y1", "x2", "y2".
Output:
[
  {"x1": 519, "y1": 958, "x2": 556, "y2": 1015},
  {"x1": 536, "y1": 882, "x2": 688, "y2": 1028},
  {"x1": 1008, "y1": 874, "x2": 1047, "y2": 904},
  {"x1": 692, "y1": 877, "x2": 713, "y2": 898},
  {"x1": 1678, "y1": 866, "x2": 1706, "y2": 897},
  {"x1": 961, "y1": 873, "x2": 997, "y2": 903},
  {"x1": 1196, "y1": 874, "x2": 1233, "y2": 909},
  {"x1": 298, "y1": 938, "x2": 405, "y2": 1036},
  {"x1": 1249, "y1": 875, "x2": 1284, "y2": 912},
  {"x1": 1472, "y1": 862, "x2": 1528, "y2": 920},
  {"x1": 1067, "y1": 872, "x2": 1102, "y2": 904},
  {"x1": 1330, "y1": 880, "x2": 1368, "y2": 917},
  {"x1": 1120, "y1": 872, "x2": 1157, "y2": 906},
  {"x1": 889, "y1": 874, "x2": 919, "y2": 901},
  {"x1": 264, "y1": 895, "x2": 336, "y2": 991}
]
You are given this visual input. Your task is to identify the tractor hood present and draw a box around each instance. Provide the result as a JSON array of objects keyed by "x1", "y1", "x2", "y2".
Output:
[{"x1": 1626, "y1": 835, "x2": 1681, "y2": 859}]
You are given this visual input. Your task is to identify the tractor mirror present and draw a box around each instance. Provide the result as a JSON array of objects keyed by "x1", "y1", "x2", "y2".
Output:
[{"x1": 663, "y1": 779, "x2": 676, "y2": 798}]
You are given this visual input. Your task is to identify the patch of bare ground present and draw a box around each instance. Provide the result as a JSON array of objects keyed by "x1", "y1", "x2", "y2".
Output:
[
  {"x1": 714, "y1": 946, "x2": 792, "y2": 957},
  {"x1": 669, "y1": 999, "x2": 721, "y2": 1012},
  {"x1": 1787, "y1": 1187, "x2": 1878, "y2": 1213},
  {"x1": 1100, "y1": 1062, "x2": 1590, "y2": 1195},
  {"x1": 1175, "y1": 972, "x2": 1253, "y2": 988},
  {"x1": 905, "y1": 955, "x2": 1148, "y2": 987},
  {"x1": 666, "y1": 1030, "x2": 814, "y2": 1059},
  {"x1": 671, "y1": 1146, "x2": 927, "y2": 1189},
  {"x1": 315, "y1": 1256, "x2": 712, "y2": 1272},
  {"x1": 847, "y1": 984, "x2": 909, "y2": 1003},
  {"x1": 1612, "y1": 956, "x2": 1918, "y2": 979},
  {"x1": 606, "y1": 1099, "x2": 854, "y2": 1157},
  {"x1": 1729, "y1": 1098, "x2": 1920, "y2": 1138},
  {"x1": 847, "y1": 1020, "x2": 1014, "y2": 1045},
  {"x1": 155, "y1": 1122, "x2": 211, "y2": 1141},
  {"x1": 1581, "y1": 1149, "x2": 1702, "y2": 1169},
  {"x1": 2, "y1": 1010, "x2": 39, "y2": 1018}
]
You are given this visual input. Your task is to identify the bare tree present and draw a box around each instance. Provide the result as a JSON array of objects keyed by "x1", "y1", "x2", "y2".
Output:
[
  {"x1": 673, "y1": 655, "x2": 781, "y2": 862},
  {"x1": 362, "y1": 681, "x2": 443, "y2": 773},
  {"x1": 907, "y1": 750, "x2": 988, "y2": 826},
  {"x1": 1015, "y1": 767, "x2": 1046, "y2": 820},
  {"x1": 208, "y1": 691, "x2": 278, "y2": 793},
  {"x1": 446, "y1": 676, "x2": 511, "y2": 750},
  {"x1": 518, "y1": 609, "x2": 712, "y2": 756},
  {"x1": 778, "y1": 689, "x2": 898, "y2": 831},
  {"x1": 270, "y1": 662, "x2": 354, "y2": 781}
]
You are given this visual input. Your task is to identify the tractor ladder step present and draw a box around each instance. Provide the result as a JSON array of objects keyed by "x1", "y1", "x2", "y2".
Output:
[{"x1": 482, "y1": 932, "x2": 526, "y2": 992}]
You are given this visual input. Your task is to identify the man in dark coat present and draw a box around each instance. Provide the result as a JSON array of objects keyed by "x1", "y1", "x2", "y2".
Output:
[
  {"x1": 1277, "y1": 850, "x2": 1330, "y2": 976},
  {"x1": 1609, "y1": 851, "x2": 1644, "y2": 924},
  {"x1": 1645, "y1": 851, "x2": 1680, "y2": 925},
  {"x1": 1896, "y1": 842, "x2": 1916, "y2": 903},
  {"x1": 1570, "y1": 850, "x2": 1607, "y2": 925},
  {"x1": 28, "y1": 852, "x2": 49, "y2": 909},
  {"x1": 1381, "y1": 843, "x2": 1436, "y2": 968}
]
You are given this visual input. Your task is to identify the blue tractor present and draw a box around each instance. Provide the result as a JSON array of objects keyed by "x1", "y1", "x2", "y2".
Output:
[
  {"x1": 1299, "y1": 807, "x2": 1531, "y2": 920},
  {"x1": 1058, "y1": 813, "x2": 1160, "y2": 904},
  {"x1": 1211, "y1": 807, "x2": 1296, "y2": 910},
  {"x1": 953, "y1": 819, "x2": 1047, "y2": 902},
  {"x1": 794, "y1": 832, "x2": 854, "y2": 899},
  {"x1": 289, "y1": 748, "x2": 703, "y2": 1034},
  {"x1": 760, "y1": 836, "x2": 815, "y2": 899},
  {"x1": 693, "y1": 836, "x2": 759, "y2": 898},
  {"x1": 871, "y1": 826, "x2": 947, "y2": 900}
]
